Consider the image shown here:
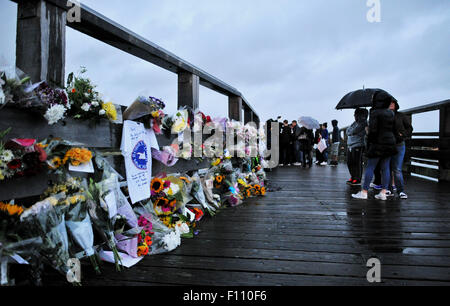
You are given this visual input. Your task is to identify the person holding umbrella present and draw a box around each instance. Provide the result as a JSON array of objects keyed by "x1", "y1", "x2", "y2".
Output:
[{"x1": 352, "y1": 91, "x2": 398, "y2": 200}]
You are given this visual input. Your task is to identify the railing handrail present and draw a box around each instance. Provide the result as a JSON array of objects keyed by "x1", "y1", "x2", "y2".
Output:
[
  {"x1": 10, "y1": 0, "x2": 259, "y2": 120},
  {"x1": 400, "y1": 99, "x2": 450, "y2": 115}
]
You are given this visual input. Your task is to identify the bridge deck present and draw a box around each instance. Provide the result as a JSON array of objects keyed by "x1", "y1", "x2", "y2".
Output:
[{"x1": 42, "y1": 165, "x2": 450, "y2": 286}]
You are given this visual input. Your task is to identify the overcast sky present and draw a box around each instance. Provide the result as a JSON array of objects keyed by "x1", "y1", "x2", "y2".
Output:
[{"x1": 1, "y1": 0, "x2": 449, "y2": 131}]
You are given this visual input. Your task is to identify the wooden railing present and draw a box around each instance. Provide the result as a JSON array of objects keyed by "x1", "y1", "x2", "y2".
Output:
[
  {"x1": 0, "y1": 0, "x2": 260, "y2": 200},
  {"x1": 339, "y1": 99, "x2": 450, "y2": 182},
  {"x1": 401, "y1": 99, "x2": 450, "y2": 182}
]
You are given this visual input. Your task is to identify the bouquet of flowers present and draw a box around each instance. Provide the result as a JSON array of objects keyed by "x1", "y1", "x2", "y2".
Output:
[
  {"x1": 85, "y1": 171, "x2": 123, "y2": 271},
  {"x1": 0, "y1": 136, "x2": 48, "y2": 181},
  {"x1": 66, "y1": 67, "x2": 117, "y2": 122},
  {"x1": 19, "y1": 193, "x2": 73, "y2": 281},
  {"x1": 150, "y1": 175, "x2": 188, "y2": 219},
  {"x1": 33, "y1": 82, "x2": 70, "y2": 125},
  {"x1": 0, "y1": 201, "x2": 42, "y2": 286},
  {"x1": 123, "y1": 96, "x2": 166, "y2": 134},
  {"x1": 0, "y1": 68, "x2": 31, "y2": 109},
  {"x1": 133, "y1": 202, "x2": 177, "y2": 255},
  {"x1": 44, "y1": 176, "x2": 101, "y2": 274}
]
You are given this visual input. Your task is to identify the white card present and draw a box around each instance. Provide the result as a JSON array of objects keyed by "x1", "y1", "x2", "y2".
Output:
[{"x1": 69, "y1": 160, "x2": 95, "y2": 173}]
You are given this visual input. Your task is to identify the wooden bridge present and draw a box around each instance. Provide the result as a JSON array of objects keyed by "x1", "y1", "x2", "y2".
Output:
[
  {"x1": 2, "y1": 0, "x2": 450, "y2": 286},
  {"x1": 39, "y1": 164, "x2": 450, "y2": 286}
]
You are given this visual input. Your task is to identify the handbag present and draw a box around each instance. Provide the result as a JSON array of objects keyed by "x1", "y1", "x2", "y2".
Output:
[{"x1": 318, "y1": 139, "x2": 327, "y2": 153}]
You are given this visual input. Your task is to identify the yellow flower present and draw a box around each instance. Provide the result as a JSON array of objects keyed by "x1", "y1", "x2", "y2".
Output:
[
  {"x1": 0, "y1": 202, "x2": 24, "y2": 216},
  {"x1": 151, "y1": 111, "x2": 160, "y2": 118},
  {"x1": 102, "y1": 102, "x2": 117, "y2": 121},
  {"x1": 212, "y1": 158, "x2": 221, "y2": 167}
]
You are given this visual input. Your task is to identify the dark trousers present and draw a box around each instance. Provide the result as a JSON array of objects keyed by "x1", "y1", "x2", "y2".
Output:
[
  {"x1": 374, "y1": 163, "x2": 381, "y2": 185},
  {"x1": 316, "y1": 149, "x2": 324, "y2": 163},
  {"x1": 347, "y1": 147, "x2": 364, "y2": 182},
  {"x1": 301, "y1": 148, "x2": 313, "y2": 167},
  {"x1": 280, "y1": 143, "x2": 290, "y2": 165}
]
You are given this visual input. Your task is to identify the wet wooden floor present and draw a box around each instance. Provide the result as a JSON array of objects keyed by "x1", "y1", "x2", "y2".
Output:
[{"x1": 42, "y1": 164, "x2": 450, "y2": 286}]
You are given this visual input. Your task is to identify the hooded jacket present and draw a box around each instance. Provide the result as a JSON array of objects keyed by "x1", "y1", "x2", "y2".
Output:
[
  {"x1": 366, "y1": 93, "x2": 397, "y2": 158},
  {"x1": 393, "y1": 101, "x2": 413, "y2": 144},
  {"x1": 346, "y1": 109, "x2": 368, "y2": 150}
]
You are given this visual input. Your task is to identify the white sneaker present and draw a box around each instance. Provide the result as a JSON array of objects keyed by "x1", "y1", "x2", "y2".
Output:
[
  {"x1": 293, "y1": 163, "x2": 301, "y2": 166},
  {"x1": 279, "y1": 164, "x2": 284, "y2": 167},
  {"x1": 352, "y1": 191, "x2": 368, "y2": 200},
  {"x1": 385, "y1": 190, "x2": 395, "y2": 197},
  {"x1": 320, "y1": 162, "x2": 328, "y2": 166},
  {"x1": 399, "y1": 192, "x2": 408, "y2": 199},
  {"x1": 375, "y1": 193, "x2": 387, "y2": 201}
]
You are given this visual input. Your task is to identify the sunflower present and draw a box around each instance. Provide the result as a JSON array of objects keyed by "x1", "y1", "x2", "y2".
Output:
[
  {"x1": 151, "y1": 178, "x2": 164, "y2": 193},
  {"x1": 245, "y1": 189, "x2": 251, "y2": 198},
  {"x1": 261, "y1": 187, "x2": 266, "y2": 196},
  {"x1": 180, "y1": 176, "x2": 190, "y2": 184},
  {"x1": 215, "y1": 175, "x2": 224, "y2": 183}
]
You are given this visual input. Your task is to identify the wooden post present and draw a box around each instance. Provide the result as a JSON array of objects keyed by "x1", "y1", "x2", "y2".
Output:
[
  {"x1": 16, "y1": 0, "x2": 66, "y2": 87},
  {"x1": 178, "y1": 71, "x2": 199, "y2": 110},
  {"x1": 403, "y1": 114, "x2": 413, "y2": 177},
  {"x1": 244, "y1": 107, "x2": 253, "y2": 125},
  {"x1": 439, "y1": 106, "x2": 450, "y2": 182},
  {"x1": 228, "y1": 96, "x2": 242, "y2": 122}
]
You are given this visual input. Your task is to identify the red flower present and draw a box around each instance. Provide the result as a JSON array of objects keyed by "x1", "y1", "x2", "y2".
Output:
[
  {"x1": 7, "y1": 159, "x2": 22, "y2": 170},
  {"x1": 206, "y1": 116, "x2": 212, "y2": 123},
  {"x1": 34, "y1": 144, "x2": 47, "y2": 162}
]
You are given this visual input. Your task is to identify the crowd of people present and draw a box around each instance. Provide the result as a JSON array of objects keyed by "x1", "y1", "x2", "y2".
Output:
[
  {"x1": 272, "y1": 119, "x2": 341, "y2": 168},
  {"x1": 267, "y1": 91, "x2": 413, "y2": 201}
]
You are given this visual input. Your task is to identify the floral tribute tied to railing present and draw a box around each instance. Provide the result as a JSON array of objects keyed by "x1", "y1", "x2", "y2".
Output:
[{"x1": 0, "y1": 66, "x2": 268, "y2": 286}]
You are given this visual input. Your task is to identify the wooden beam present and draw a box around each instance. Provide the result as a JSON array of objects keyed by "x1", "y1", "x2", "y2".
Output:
[
  {"x1": 244, "y1": 107, "x2": 253, "y2": 125},
  {"x1": 439, "y1": 106, "x2": 450, "y2": 182},
  {"x1": 228, "y1": 96, "x2": 242, "y2": 122},
  {"x1": 178, "y1": 71, "x2": 199, "y2": 110},
  {"x1": 16, "y1": 0, "x2": 66, "y2": 87}
]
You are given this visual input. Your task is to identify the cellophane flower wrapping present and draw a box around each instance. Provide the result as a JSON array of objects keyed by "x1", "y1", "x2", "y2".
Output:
[
  {"x1": 171, "y1": 108, "x2": 189, "y2": 134},
  {"x1": 86, "y1": 168, "x2": 123, "y2": 270},
  {"x1": 115, "y1": 188, "x2": 140, "y2": 258},
  {"x1": 190, "y1": 172, "x2": 217, "y2": 216},
  {"x1": 19, "y1": 194, "x2": 71, "y2": 277},
  {"x1": 133, "y1": 202, "x2": 174, "y2": 255}
]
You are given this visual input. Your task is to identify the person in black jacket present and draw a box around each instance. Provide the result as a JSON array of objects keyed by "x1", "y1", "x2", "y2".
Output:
[
  {"x1": 279, "y1": 120, "x2": 292, "y2": 166},
  {"x1": 298, "y1": 126, "x2": 314, "y2": 168},
  {"x1": 352, "y1": 92, "x2": 398, "y2": 201},
  {"x1": 388, "y1": 100, "x2": 413, "y2": 199},
  {"x1": 291, "y1": 121, "x2": 302, "y2": 166}
]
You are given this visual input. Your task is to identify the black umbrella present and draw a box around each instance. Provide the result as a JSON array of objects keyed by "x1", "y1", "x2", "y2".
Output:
[{"x1": 336, "y1": 88, "x2": 395, "y2": 110}]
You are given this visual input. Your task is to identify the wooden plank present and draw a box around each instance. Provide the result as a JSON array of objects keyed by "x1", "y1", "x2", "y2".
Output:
[
  {"x1": 410, "y1": 164, "x2": 439, "y2": 179},
  {"x1": 0, "y1": 107, "x2": 116, "y2": 147},
  {"x1": 401, "y1": 99, "x2": 450, "y2": 115}
]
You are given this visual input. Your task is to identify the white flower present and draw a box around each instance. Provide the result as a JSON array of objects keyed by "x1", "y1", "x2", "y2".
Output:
[
  {"x1": 162, "y1": 230, "x2": 181, "y2": 252},
  {"x1": 92, "y1": 101, "x2": 99, "y2": 107},
  {"x1": 177, "y1": 222, "x2": 190, "y2": 235},
  {"x1": 0, "y1": 150, "x2": 14, "y2": 162},
  {"x1": 44, "y1": 104, "x2": 67, "y2": 125},
  {"x1": 81, "y1": 103, "x2": 91, "y2": 112},
  {"x1": 170, "y1": 183, "x2": 180, "y2": 195},
  {"x1": 0, "y1": 88, "x2": 5, "y2": 105},
  {"x1": 99, "y1": 109, "x2": 106, "y2": 116}
]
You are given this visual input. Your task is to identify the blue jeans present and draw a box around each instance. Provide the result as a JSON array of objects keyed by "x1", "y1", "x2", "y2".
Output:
[
  {"x1": 390, "y1": 143, "x2": 406, "y2": 193},
  {"x1": 363, "y1": 156, "x2": 391, "y2": 191}
]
